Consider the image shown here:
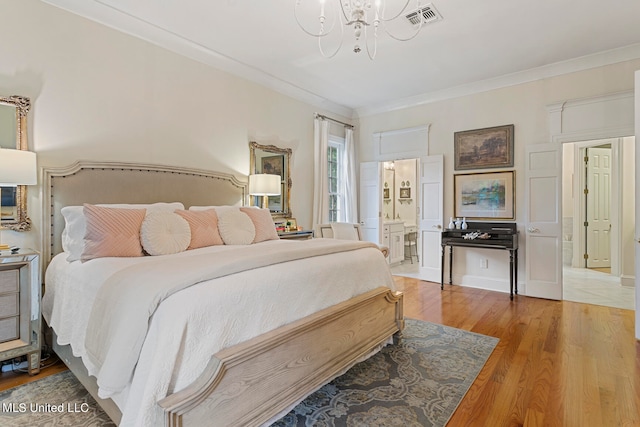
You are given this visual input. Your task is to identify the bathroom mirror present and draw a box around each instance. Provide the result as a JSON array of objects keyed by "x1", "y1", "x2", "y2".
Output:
[
  {"x1": 249, "y1": 141, "x2": 292, "y2": 218},
  {"x1": 0, "y1": 95, "x2": 32, "y2": 231}
]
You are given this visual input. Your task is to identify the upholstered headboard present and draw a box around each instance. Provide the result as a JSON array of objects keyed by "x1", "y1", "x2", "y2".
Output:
[{"x1": 42, "y1": 161, "x2": 247, "y2": 265}]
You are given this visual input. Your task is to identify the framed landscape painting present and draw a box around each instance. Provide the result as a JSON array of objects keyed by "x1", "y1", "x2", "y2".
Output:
[
  {"x1": 454, "y1": 171, "x2": 515, "y2": 220},
  {"x1": 261, "y1": 155, "x2": 285, "y2": 179},
  {"x1": 454, "y1": 124, "x2": 514, "y2": 170}
]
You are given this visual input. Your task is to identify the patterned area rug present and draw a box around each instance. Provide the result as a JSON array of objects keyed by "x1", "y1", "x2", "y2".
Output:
[
  {"x1": 0, "y1": 319, "x2": 497, "y2": 427},
  {"x1": 273, "y1": 319, "x2": 498, "y2": 426},
  {"x1": 0, "y1": 369, "x2": 115, "y2": 426}
]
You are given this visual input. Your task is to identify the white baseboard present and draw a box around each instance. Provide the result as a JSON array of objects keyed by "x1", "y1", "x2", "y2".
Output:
[{"x1": 453, "y1": 274, "x2": 519, "y2": 296}]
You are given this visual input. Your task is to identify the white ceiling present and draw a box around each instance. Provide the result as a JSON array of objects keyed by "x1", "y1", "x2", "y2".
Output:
[{"x1": 42, "y1": 0, "x2": 640, "y2": 118}]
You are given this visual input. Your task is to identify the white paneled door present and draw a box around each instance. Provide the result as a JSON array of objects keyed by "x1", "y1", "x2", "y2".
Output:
[
  {"x1": 525, "y1": 143, "x2": 562, "y2": 300},
  {"x1": 418, "y1": 155, "x2": 443, "y2": 282},
  {"x1": 359, "y1": 162, "x2": 382, "y2": 244},
  {"x1": 586, "y1": 147, "x2": 612, "y2": 268}
]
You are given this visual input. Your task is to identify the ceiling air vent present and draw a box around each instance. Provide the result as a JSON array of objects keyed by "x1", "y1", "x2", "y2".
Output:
[{"x1": 405, "y1": 3, "x2": 443, "y2": 27}]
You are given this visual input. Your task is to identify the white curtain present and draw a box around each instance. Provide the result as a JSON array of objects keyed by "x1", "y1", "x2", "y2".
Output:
[
  {"x1": 342, "y1": 127, "x2": 358, "y2": 223},
  {"x1": 312, "y1": 117, "x2": 330, "y2": 226}
]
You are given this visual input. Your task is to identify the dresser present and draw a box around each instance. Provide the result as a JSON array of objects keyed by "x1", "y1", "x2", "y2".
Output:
[{"x1": 0, "y1": 249, "x2": 40, "y2": 375}]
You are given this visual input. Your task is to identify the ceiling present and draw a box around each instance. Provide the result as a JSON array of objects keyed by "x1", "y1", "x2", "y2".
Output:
[{"x1": 42, "y1": 0, "x2": 640, "y2": 118}]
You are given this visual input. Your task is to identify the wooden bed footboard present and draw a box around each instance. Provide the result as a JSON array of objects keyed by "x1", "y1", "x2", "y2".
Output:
[
  {"x1": 51, "y1": 287, "x2": 402, "y2": 427},
  {"x1": 158, "y1": 287, "x2": 404, "y2": 427}
]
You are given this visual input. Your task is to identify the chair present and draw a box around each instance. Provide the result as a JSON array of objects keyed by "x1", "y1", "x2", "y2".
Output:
[
  {"x1": 404, "y1": 231, "x2": 419, "y2": 264},
  {"x1": 314, "y1": 223, "x2": 389, "y2": 258},
  {"x1": 315, "y1": 222, "x2": 362, "y2": 240}
]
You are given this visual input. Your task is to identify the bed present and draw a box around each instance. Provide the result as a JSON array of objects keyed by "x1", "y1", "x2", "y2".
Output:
[{"x1": 40, "y1": 161, "x2": 404, "y2": 427}]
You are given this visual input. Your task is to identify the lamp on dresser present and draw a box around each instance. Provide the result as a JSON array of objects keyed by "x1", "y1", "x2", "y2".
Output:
[
  {"x1": 249, "y1": 173, "x2": 281, "y2": 209},
  {"x1": 0, "y1": 149, "x2": 37, "y2": 249}
]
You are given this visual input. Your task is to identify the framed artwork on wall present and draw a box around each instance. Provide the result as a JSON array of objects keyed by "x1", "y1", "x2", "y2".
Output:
[
  {"x1": 261, "y1": 155, "x2": 285, "y2": 179},
  {"x1": 454, "y1": 124, "x2": 514, "y2": 170},
  {"x1": 454, "y1": 171, "x2": 515, "y2": 220}
]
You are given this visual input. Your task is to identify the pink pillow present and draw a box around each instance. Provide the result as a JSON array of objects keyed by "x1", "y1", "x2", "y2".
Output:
[
  {"x1": 239, "y1": 207, "x2": 279, "y2": 243},
  {"x1": 81, "y1": 204, "x2": 146, "y2": 262},
  {"x1": 175, "y1": 209, "x2": 224, "y2": 249}
]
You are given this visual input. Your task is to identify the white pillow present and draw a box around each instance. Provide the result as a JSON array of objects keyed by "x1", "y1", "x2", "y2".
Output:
[
  {"x1": 140, "y1": 211, "x2": 191, "y2": 256},
  {"x1": 217, "y1": 210, "x2": 256, "y2": 245},
  {"x1": 61, "y1": 202, "x2": 185, "y2": 262}
]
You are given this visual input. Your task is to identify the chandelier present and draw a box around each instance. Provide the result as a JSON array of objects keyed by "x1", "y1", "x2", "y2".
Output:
[{"x1": 294, "y1": 0, "x2": 432, "y2": 60}]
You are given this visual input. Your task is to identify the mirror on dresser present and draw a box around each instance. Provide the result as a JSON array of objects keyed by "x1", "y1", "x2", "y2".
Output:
[
  {"x1": 0, "y1": 96, "x2": 32, "y2": 231},
  {"x1": 249, "y1": 141, "x2": 292, "y2": 218}
]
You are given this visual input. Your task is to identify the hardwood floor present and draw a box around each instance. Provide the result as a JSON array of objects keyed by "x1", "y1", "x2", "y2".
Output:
[
  {"x1": 0, "y1": 355, "x2": 67, "y2": 391},
  {"x1": 1, "y1": 277, "x2": 639, "y2": 426},
  {"x1": 393, "y1": 276, "x2": 640, "y2": 427}
]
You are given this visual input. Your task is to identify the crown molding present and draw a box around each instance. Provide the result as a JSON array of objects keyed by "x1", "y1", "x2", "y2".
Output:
[
  {"x1": 355, "y1": 43, "x2": 640, "y2": 118},
  {"x1": 40, "y1": 1, "x2": 640, "y2": 121},
  {"x1": 41, "y1": 0, "x2": 354, "y2": 118}
]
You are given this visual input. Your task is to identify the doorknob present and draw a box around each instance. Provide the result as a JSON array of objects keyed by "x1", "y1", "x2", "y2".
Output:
[
  {"x1": 527, "y1": 227, "x2": 540, "y2": 233},
  {"x1": 432, "y1": 224, "x2": 442, "y2": 229}
]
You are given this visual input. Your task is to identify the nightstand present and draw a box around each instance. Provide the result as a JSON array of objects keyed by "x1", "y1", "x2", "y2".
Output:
[
  {"x1": 0, "y1": 249, "x2": 40, "y2": 375},
  {"x1": 278, "y1": 230, "x2": 314, "y2": 240}
]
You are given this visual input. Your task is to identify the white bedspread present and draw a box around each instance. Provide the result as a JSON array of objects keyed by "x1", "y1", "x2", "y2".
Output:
[{"x1": 43, "y1": 239, "x2": 395, "y2": 427}]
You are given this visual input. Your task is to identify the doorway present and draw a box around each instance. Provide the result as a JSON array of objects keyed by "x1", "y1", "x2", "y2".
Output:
[
  {"x1": 561, "y1": 137, "x2": 635, "y2": 309},
  {"x1": 381, "y1": 158, "x2": 420, "y2": 269}
]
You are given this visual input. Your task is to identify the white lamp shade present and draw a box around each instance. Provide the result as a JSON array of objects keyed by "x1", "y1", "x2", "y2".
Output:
[
  {"x1": 0, "y1": 149, "x2": 37, "y2": 186},
  {"x1": 248, "y1": 174, "x2": 281, "y2": 196}
]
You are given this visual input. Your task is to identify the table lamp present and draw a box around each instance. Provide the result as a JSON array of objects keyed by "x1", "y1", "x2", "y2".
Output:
[
  {"x1": 248, "y1": 174, "x2": 281, "y2": 209},
  {"x1": 0, "y1": 149, "x2": 37, "y2": 249}
]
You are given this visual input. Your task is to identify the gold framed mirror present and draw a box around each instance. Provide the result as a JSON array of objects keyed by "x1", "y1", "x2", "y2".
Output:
[
  {"x1": 249, "y1": 141, "x2": 292, "y2": 218},
  {"x1": 0, "y1": 95, "x2": 32, "y2": 231}
]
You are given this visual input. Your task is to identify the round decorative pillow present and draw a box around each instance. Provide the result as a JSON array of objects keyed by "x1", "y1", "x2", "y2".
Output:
[
  {"x1": 217, "y1": 209, "x2": 256, "y2": 245},
  {"x1": 140, "y1": 211, "x2": 191, "y2": 256}
]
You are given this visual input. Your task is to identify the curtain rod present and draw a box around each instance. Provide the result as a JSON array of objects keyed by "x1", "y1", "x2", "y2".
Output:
[{"x1": 315, "y1": 113, "x2": 354, "y2": 129}]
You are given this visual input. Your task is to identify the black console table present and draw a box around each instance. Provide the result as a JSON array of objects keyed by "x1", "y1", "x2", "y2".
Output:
[{"x1": 441, "y1": 222, "x2": 519, "y2": 300}]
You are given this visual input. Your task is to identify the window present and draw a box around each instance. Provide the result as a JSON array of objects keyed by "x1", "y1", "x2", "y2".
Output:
[{"x1": 328, "y1": 136, "x2": 345, "y2": 222}]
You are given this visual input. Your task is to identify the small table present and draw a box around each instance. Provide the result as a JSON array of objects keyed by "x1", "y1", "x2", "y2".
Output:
[
  {"x1": 278, "y1": 230, "x2": 314, "y2": 240},
  {"x1": 440, "y1": 222, "x2": 519, "y2": 300}
]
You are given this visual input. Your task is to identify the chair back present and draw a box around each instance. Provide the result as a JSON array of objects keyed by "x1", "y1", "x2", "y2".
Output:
[{"x1": 314, "y1": 223, "x2": 363, "y2": 240}]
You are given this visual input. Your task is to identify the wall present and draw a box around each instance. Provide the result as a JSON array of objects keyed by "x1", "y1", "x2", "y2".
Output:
[
  {"x1": 393, "y1": 159, "x2": 417, "y2": 224},
  {"x1": 380, "y1": 159, "x2": 417, "y2": 224},
  {"x1": 357, "y1": 59, "x2": 640, "y2": 293},
  {"x1": 0, "y1": 0, "x2": 347, "y2": 251}
]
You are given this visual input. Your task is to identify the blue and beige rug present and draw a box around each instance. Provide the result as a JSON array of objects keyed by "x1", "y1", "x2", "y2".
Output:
[{"x1": 0, "y1": 319, "x2": 498, "y2": 426}]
